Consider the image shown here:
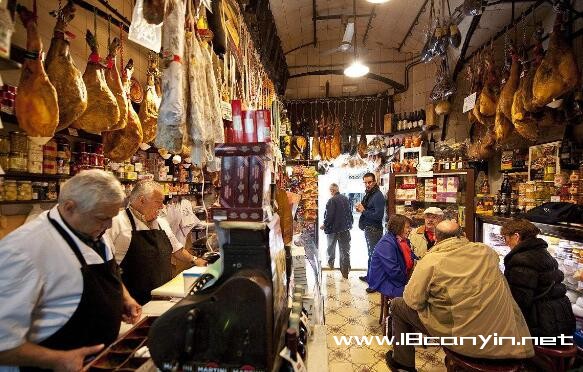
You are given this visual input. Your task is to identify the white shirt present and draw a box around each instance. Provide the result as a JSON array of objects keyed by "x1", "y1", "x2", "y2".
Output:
[
  {"x1": 104, "y1": 209, "x2": 183, "y2": 265},
  {"x1": 0, "y1": 206, "x2": 114, "y2": 364}
]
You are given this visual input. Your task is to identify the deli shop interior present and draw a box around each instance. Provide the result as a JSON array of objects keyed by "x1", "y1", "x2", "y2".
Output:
[{"x1": 0, "y1": 0, "x2": 583, "y2": 371}]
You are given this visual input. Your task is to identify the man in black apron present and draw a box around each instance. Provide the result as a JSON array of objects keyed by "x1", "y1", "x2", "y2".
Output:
[
  {"x1": 0, "y1": 170, "x2": 141, "y2": 371},
  {"x1": 106, "y1": 181, "x2": 206, "y2": 305}
]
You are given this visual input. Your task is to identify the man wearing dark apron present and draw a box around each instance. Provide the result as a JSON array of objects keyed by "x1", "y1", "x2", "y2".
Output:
[
  {"x1": 0, "y1": 170, "x2": 141, "y2": 371},
  {"x1": 106, "y1": 181, "x2": 206, "y2": 306}
]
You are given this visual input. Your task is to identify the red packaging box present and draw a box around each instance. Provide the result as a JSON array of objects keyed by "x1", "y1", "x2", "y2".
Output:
[
  {"x1": 256, "y1": 109, "x2": 271, "y2": 143},
  {"x1": 231, "y1": 100, "x2": 244, "y2": 143},
  {"x1": 242, "y1": 110, "x2": 257, "y2": 143},
  {"x1": 215, "y1": 142, "x2": 272, "y2": 158},
  {"x1": 248, "y1": 155, "x2": 272, "y2": 208},
  {"x1": 220, "y1": 156, "x2": 236, "y2": 208},
  {"x1": 233, "y1": 156, "x2": 249, "y2": 208},
  {"x1": 210, "y1": 207, "x2": 270, "y2": 222}
]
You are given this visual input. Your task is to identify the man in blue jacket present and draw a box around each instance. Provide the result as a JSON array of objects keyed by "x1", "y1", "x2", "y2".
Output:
[
  {"x1": 356, "y1": 172, "x2": 386, "y2": 292},
  {"x1": 321, "y1": 183, "x2": 353, "y2": 279}
]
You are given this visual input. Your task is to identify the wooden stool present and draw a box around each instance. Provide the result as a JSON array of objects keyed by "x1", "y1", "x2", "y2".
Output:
[
  {"x1": 443, "y1": 349, "x2": 524, "y2": 372},
  {"x1": 533, "y1": 344, "x2": 577, "y2": 372}
]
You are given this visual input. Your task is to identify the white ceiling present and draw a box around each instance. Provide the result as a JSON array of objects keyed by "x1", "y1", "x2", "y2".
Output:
[{"x1": 270, "y1": 0, "x2": 564, "y2": 99}]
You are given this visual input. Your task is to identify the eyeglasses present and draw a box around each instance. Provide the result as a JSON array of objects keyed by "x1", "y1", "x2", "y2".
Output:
[{"x1": 363, "y1": 181, "x2": 375, "y2": 185}]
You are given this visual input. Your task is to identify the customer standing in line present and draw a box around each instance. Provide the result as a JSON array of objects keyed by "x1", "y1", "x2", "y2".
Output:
[
  {"x1": 321, "y1": 183, "x2": 353, "y2": 279},
  {"x1": 502, "y1": 219, "x2": 575, "y2": 337},
  {"x1": 355, "y1": 172, "x2": 386, "y2": 289}
]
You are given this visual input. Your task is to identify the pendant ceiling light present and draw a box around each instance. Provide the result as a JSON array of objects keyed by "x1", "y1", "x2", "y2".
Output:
[
  {"x1": 344, "y1": 0, "x2": 370, "y2": 78},
  {"x1": 344, "y1": 61, "x2": 370, "y2": 78}
]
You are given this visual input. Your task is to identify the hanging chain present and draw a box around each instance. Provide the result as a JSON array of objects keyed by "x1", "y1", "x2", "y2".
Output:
[
  {"x1": 93, "y1": 7, "x2": 97, "y2": 39},
  {"x1": 107, "y1": 14, "x2": 111, "y2": 46},
  {"x1": 119, "y1": 22, "x2": 125, "y2": 76}
]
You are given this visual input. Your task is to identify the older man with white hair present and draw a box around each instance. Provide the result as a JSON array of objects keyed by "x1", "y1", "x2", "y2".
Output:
[
  {"x1": 409, "y1": 207, "x2": 444, "y2": 259},
  {"x1": 0, "y1": 170, "x2": 141, "y2": 372},
  {"x1": 105, "y1": 180, "x2": 206, "y2": 305}
]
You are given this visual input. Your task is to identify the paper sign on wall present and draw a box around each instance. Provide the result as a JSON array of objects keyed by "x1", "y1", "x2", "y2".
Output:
[
  {"x1": 221, "y1": 101, "x2": 232, "y2": 121},
  {"x1": 463, "y1": 92, "x2": 477, "y2": 113}
]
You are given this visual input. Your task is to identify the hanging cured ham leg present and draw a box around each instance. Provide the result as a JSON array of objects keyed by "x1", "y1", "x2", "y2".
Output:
[
  {"x1": 73, "y1": 30, "x2": 120, "y2": 134},
  {"x1": 139, "y1": 56, "x2": 161, "y2": 143},
  {"x1": 45, "y1": 0, "x2": 87, "y2": 131},
  {"x1": 104, "y1": 37, "x2": 128, "y2": 131},
  {"x1": 102, "y1": 60, "x2": 143, "y2": 162},
  {"x1": 155, "y1": 0, "x2": 186, "y2": 154},
  {"x1": 532, "y1": 13, "x2": 580, "y2": 108},
  {"x1": 15, "y1": 1, "x2": 59, "y2": 145}
]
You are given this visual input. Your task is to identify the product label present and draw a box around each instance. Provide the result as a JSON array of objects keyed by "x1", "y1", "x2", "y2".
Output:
[
  {"x1": 67, "y1": 128, "x2": 79, "y2": 137},
  {"x1": 463, "y1": 92, "x2": 477, "y2": 113},
  {"x1": 244, "y1": 118, "x2": 255, "y2": 134},
  {"x1": 233, "y1": 116, "x2": 243, "y2": 131},
  {"x1": 221, "y1": 101, "x2": 232, "y2": 121},
  {"x1": 279, "y1": 348, "x2": 307, "y2": 372}
]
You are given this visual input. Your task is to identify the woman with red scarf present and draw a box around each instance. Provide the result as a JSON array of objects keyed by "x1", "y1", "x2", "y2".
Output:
[{"x1": 366, "y1": 215, "x2": 416, "y2": 296}]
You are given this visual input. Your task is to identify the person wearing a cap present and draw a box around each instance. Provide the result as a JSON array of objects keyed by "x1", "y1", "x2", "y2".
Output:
[{"x1": 409, "y1": 207, "x2": 444, "y2": 259}]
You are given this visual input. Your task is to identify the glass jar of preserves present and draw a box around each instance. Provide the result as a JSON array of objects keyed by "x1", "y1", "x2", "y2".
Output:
[
  {"x1": 47, "y1": 181, "x2": 58, "y2": 201},
  {"x1": 0, "y1": 152, "x2": 8, "y2": 170},
  {"x1": 8, "y1": 152, "x2": 27, "y2": 172},
  {"x1": 9, "y1": 131, "x2": 28, "y2": 153},
  {"x1": 31, "y1": 182, "x2": 41, "y2": 200},
  {"x1": 0, "y1": 134, "x2": 10, "y2": 153},
  {"x1": 43, "y1": 158, "x2": 57, "y2": 175},
  {"x1": 57, "y1": 141, "x2": 71, "y2": 160},
  {"x1": 4, "y1": 180, "x2": 16, "y2": 201},
  {"x1": 56, "y1": 157, "x2": 70, "y2": 175},
  {"x1": 42, "y1": 139, "x2": 57, "y2": 159},
  {"x1": 17, "y1": 180, "x2": 32, "y2": 201}
]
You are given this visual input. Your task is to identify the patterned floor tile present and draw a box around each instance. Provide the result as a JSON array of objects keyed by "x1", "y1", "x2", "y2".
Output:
[{"x1": 324, "y1": 270, "x2": 447, "y2": 371}]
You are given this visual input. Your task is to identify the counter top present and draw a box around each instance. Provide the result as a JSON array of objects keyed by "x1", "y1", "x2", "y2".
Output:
[{"x1": 476, "y1": 215, "x2": 583, "y2": 243}]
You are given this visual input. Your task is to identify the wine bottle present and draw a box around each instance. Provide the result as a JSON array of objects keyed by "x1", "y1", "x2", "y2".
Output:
[
  {"x1": 279, "y1": 328, "x2": 302, "y2": 372},
  {"x1": 428, "y1": 133, "x2": 436, "y2": 156},
  {"x1": 293, "y1": 302, "x2": 309, "y2": 344},
  {"x1": 501, "y1": 173, "x2": 511, "y2": 197},
  {"x1": 289, "y1": 314, "x2": 307, "y2": 361}
]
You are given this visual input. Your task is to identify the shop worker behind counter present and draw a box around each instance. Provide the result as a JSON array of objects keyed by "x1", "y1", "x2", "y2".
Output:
[
  {"x1": 0, "y1": 170, "x2": 142, "y2": 372},
  {"x1": 386, "y1": 220, "x2": 534, "y2": 372},
  {"x1": 104, "y1": 180, "x2": 207, "y2": 306},
  {"x1": 355, "y1": 172, "x2": 385, "y2": 289}
]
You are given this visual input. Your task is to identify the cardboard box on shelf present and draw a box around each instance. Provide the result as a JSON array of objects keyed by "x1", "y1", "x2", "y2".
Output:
[
  {"x1": 446, "y1": 177, "x2": 459, "y2": 192},
  {"x1": 437, "y1": 177, "x2": 446, "y2": 193}
]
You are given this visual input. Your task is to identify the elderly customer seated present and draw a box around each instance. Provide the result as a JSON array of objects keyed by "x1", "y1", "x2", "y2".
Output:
[
  {"x1": 386, "y1": 220, "x2": 534, "y2": 372},
  {"x1": 502, "y1": 218, "x2": 575, "y2": 338},
  {"x1": 409, "y1": 207, "x2": 443, "y2": 259},
  {"x1": 366, "y1": 214, "x2": 416, "y2": 295}
]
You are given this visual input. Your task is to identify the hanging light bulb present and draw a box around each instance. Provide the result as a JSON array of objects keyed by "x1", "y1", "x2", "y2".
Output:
[
  {"x1": 344, "y1": 0, "x2": 370, "y2": 78},
  {"x1": 344, "y1": 60, "x2": 370, "y2": 78}
]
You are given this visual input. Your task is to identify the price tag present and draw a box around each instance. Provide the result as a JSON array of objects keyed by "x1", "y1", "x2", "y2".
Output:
[
  {"x1": 463, "y1": 92, "x2": 477, "y2": 113},
  {"x1": 446, "y1": 197, "x2": 457, "y2": 203},
  {"x1": 67, "y1": 128, "x2": 79, "y2": 136},
  {"x1": 550, "y1": 196, "x2": 561, "y2": 202},
  {"x1": 405, "y1": 201, "x2": 412, "y2": 206},
  {"x1": 221, "y1": 101, "x2": 232, "y2": 121},
  {"x1": 417, "y1": 170, "x2": 434, "y2": 178}
]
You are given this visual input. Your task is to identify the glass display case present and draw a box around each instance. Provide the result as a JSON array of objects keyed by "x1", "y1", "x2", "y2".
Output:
[
  {"x1": 477, "y1": 215, "x2": 583, "y2": 296},
  {"x1": 387, "y1": 169, "x2": 475, "y2": 240}
]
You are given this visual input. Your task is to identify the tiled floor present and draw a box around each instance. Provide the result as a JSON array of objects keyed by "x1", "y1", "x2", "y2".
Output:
[{"x1": 323, "y1": 269, "x2": 447, "y2": 372}]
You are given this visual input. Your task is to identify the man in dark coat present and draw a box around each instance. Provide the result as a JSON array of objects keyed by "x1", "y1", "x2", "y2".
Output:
[
  {"x1": 321, "y1": 183, "x2": 353, "y2": 279},
  {"x1": 356, "y1": 172, "x2": 386, "y2": 291}
]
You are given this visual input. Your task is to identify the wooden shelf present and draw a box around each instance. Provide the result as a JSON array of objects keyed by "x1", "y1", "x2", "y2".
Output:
[
  {"x1": 0, "y1": 200, "x2": 57, "y2": 205},
  {"x1": 393, "y1": 169, "x2": 472, "y2": 177},
  {"x1": 2, "y1": 172, "x2": 70, "y2": 180}
]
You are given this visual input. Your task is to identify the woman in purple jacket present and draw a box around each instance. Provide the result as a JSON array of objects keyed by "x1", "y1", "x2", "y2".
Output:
[{"x1": 367, "y1": 214, "x2": 416, "y2": 296}]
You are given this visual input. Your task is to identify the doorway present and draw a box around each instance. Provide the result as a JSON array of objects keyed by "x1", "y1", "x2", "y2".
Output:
[{"x1": 318, "y1": 166, "x2": 371, "y2": 270}]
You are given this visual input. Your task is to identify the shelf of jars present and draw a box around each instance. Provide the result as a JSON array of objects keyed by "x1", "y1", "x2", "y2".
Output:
[
  {"x1": 387, "y1": 168, "x2": 476, "y2": 240},
  {"x1": 1, "y1": 171, "x2": 70, "y2": 180}
]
